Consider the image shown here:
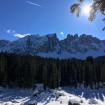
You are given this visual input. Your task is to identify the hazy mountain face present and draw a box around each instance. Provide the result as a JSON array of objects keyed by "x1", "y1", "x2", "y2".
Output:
[{"x1": 0, "y1": 34, "x2": 105, "y2": 59}]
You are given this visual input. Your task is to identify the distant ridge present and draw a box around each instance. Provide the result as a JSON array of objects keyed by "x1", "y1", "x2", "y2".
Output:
[{"x1": 0, "y1": 33, "x2": 105, "y2": 59}]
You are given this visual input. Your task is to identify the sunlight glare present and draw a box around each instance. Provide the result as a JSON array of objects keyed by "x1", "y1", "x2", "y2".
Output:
[{"x1": 82, "y1": 4, "x2": 91, "y2": 16}]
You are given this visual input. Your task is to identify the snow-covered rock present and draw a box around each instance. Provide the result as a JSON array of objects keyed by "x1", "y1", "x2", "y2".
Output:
[
  {"x1": 88, "y1": 98, "x2": 98, "y2": 104},
  {"x1": 0, "y1": 34, "x2": 105, "y2": 59},
  {"x1": 11, "y1": 99, "x2": 20, "y2": 103},
  {"x1": 33, "y1": 90, "x2": 40, "y2": 96},
  {"x1": 68, "y1": 99, "x2": 80, "y2": 105},
  {"x1": 28, "y1": 100, "x2": 37, "y2": 105}
]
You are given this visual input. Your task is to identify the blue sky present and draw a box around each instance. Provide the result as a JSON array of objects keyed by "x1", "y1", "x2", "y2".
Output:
[{"x1": 0, "y1": 0, "x2": 104, "y2": 41}]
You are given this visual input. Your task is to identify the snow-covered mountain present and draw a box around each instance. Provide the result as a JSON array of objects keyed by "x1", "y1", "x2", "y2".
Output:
[{"x1": 0, "y1": 33, "x2": 105, "y2": 59}]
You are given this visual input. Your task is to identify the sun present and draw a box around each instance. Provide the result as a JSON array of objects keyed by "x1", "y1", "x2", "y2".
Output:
[{"x1": 82, "y1": 4, "x2": 91, "y2": 16}]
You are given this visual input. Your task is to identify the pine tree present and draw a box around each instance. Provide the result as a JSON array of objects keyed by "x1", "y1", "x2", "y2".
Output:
[
  {"x1": 43, "y1": 63, "x2": 48, "y2": 90},
  {"x1": 101, "y1": 64, "x2": 105, "y2": 82}
]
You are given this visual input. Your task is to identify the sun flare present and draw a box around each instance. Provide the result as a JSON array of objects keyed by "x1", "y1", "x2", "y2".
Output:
[{"x1": 82, "y1": 4, "x2": 91, "y2": 16}]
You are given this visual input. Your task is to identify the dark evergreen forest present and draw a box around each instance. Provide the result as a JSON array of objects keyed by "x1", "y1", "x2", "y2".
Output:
[{"x1": 0, "y1": 53, "x2": 105, "y2": 89}]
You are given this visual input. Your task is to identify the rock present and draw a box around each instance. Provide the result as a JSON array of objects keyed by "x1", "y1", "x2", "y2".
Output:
[
  {"x1": 88, "y1": 98, "x2": 98, "y2": 104},
  {"x1": 80, "y1": 100, "x2": 84, "y2": 103},
  {"x1": 68, "y1": 99, "x2": 80, "y2": 105},
  {"x1": 11, "y1": 99, "x2": 20, "y2": 103},
  {"x1": 33, "y1": 90, "x2": 40, "y2": 97},
  {"x1": 53, "y1": 91, "x2": 65, "y2": 99},
  {"x1": 60, "y1": 101, "x2": 62, "y2": 104},
  {"x1": 28, "y1": 100, "x2": 37, "y2": 105}
]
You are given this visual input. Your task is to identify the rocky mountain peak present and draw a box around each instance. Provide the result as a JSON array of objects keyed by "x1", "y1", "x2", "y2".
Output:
[
  {"x1": 0, "y1": 40, "x2": 10, "y2": 47},
  {"x1": 0, "y1": 34, "x2": 105, "y2": 59}
]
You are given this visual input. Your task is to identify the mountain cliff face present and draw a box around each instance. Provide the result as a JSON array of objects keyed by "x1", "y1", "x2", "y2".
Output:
[{"x1": 0, "y1": 33, "x2": 105, "y2": 59}]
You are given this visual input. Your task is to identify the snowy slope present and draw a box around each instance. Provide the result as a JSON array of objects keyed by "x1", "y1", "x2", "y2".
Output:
[
  {"x1": 0, "y1": 86, "x2": 105, "y2": 105},
  {"x1": 0, "y1": 34, "x2": 105, "y2": 59}
]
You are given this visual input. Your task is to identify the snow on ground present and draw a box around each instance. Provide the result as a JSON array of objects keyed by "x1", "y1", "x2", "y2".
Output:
[{"x1": 0, "y1": 86, "x2": 105, "y2": 105}]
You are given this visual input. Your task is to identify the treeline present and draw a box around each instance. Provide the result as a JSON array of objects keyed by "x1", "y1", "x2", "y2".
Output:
[{"x1": 0, "y1": 53, "x2": 105, "y2": 89}]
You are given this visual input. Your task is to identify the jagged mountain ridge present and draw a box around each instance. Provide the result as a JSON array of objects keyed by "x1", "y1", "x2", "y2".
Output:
[{"x1": 0, "y1": 33, "x2": 105, "y2": 59}]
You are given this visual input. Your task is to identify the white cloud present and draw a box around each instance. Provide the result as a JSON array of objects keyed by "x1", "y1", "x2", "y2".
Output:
[
  {"x1": 5, "y1": 29, "x2": 30, "y2": 38},
  {"x1": 5, "y1": 29, "x2": 15, "y2": 34},
  {"x1": 60, "y1": 32, "x2": 64, "y2": 36},
  {"x1": 26, "y1": 1, "x2": 43, "y2": 7},
  {"x1": 14, "y1": 33, "x2": 30, "y2": 38},
  {"x1": 6, "y1": 30, "x2": 11, "y2": 34}
]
